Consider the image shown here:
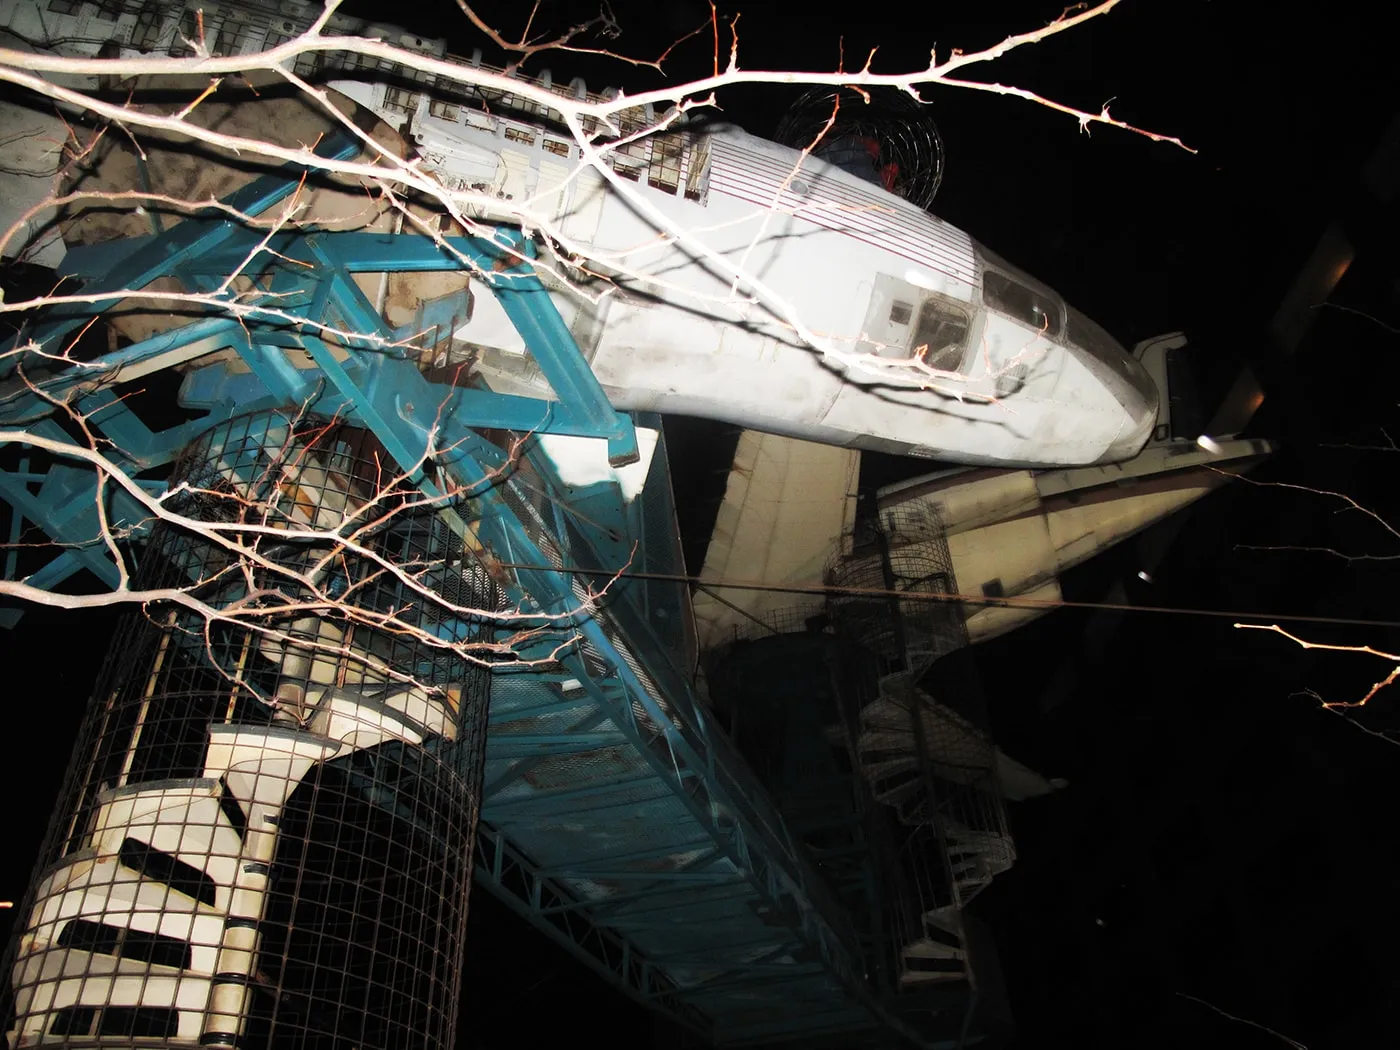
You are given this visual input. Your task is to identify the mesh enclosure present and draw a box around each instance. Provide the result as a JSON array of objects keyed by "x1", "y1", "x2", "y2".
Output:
[
  {"x1": 774, "y1": 87, "x2": 947, "y2": 210},
  {"x1": 826, "y1": 501, "x2": 968, "y2": 672},
  {"x1": 509, "y1": 418, "x2": 696, "y2": 680},
  {"x1": 4, "y1": 413, "x2": 494, "y2": 1049},
  {"x1": 631, "y1": 420, "x2": 698, "y2": 678}
]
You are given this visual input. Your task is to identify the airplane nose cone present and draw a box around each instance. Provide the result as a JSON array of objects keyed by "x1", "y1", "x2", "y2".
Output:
[
  {"x1": 1062, "y1": 307, "x2": 1160, "y2": 463},
  {"x1": 1098, "y1": 367, "x2": 1158, "y2": 463}
]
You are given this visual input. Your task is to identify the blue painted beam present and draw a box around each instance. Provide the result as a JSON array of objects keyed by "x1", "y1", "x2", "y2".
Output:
[
  {"x1": 673, "y1": 967, "x2": 834, "y2": 1001},
  {"x1": 1, "y1": 451, "x2": 28, "y2": 585},
  {"x1": 582, "y1": 883, "x2": 756, "y2": 923},
  {"x1": 15, "y1": 549, "x2": 88, "y2": 593},
  {"x1": 531, "y1": 871, "x2": 750, "y2": 918},
  {"x1": 485, "y1": 786, "x2": 680, "y2": 826},
  {"x1": 483, "y1": 731, "x2": 630, "y2": 758},
  {"x1": 0, "y1": 472, "x2": 121, "y2": 588},
  {"x1": 481, "y1": 705, "x2": 615, "y2": 795},
  {"x1": 77, "y1": 389, "x2": 234, "y2": 472},
  {"x1": 187, "y1": 230, "x2": 503, "y2": 276},
  {"x1": 178, "y1": 361, "x2": 350, "y2": 422},
  {"x1": 591, "y1": 914, "x2": 760, "y2": 935},
  {"x1": 319, "y1": 237, "x2": 640, "y2": 457},
  {"x1": 488, "y1": 692, "x2": 596, "y2": 725},
  {"x1": 541, "y1": 869, "x2": 741, "y2": 884},
  {"x1": 0, "y1": 316, "x2": 243, "y2": 426},
  {"x1": 227, "y1": 331, "x2": 322, "y2": 408},
  {"x1": 480, "y1": 769, "x2": 667, "y2": 813},
  {"x1": 472, "y1": 822, "x2": 711, "y2": 1039},
  {"x1": 484, "y1": 234, "x2": 638, "y2": 467},
  {"x1": 646, "y1": 937, "x2": 796, "y2": 965},
  {"x1": 161, "y1": 238, "x2": 648, "y2": 600},
  {"x1": 227, "y1": 230, "x2": 638, "y2": 465},
  {"x1": 0, "y1": 416, "x2": 157, "y2": 589},
  {"x1": 531, "y1": 837, "x2": 715, "y2": 877},
  {"x1": 56, "y1": 235, "x2": 158, "y2": 278},
  {"x1": 450, "y1": 389, "x2": 638, "y2": 439},
  {"x1": 518, "y1": 449, "x2": 637, "y2": 580}
]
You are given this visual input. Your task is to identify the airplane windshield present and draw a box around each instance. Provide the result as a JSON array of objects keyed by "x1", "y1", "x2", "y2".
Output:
[
  {"x1": 982, "y1": 270, "x2": 1062, "y2": 337},
  {"x1": 1066, "y1": 307, "x2": 1123, "y2": 366},
  {"x1": 1067, "y1": 306, "x2": 1158, "y2": 408},
  {"x1": 974, "y1": 244, "x2": 1064, "y2": 338}
]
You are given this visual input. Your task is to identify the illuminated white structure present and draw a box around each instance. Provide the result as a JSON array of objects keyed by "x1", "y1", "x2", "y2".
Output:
[{"x1": 1, "y1": 0, "x2": 1157, "y2": 469}]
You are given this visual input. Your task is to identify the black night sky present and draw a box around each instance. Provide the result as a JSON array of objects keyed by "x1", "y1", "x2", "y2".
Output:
[{"x1": 3, "y1": 1, "x2": 1398, "y2": 1047}]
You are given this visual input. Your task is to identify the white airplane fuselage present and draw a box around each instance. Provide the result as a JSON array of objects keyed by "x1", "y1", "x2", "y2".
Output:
[{"x1": 1, "y1": 0, "x2": 1159, "y2": 468}]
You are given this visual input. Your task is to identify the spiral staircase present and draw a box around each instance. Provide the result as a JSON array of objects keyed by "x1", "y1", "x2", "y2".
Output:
[
  {"x1": 827, "y1": 508, "x2": 1015, "y2": 991},
  {"x1": 8, "y1": 678, "x2": 458, "y2": 1044}
]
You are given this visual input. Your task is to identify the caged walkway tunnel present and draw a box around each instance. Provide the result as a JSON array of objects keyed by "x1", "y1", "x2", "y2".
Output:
[{"x1": 0, "y1": 60, "x2": 1019, "y2": 1050}]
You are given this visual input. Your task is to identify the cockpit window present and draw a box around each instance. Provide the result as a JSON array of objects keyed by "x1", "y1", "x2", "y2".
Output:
[
  {"x1": 911, "y1": 298, "x2": 971, "y2": 371},
  {"x1": 1066, "y1": 305, "x2": 1157, "y2": 408},
  {"x1": 1066, "y1": 307, "x2": 1121, "y2": 366},
  {"x1": 983, "y1": 270, "x2": 1062, "y2": 337}
]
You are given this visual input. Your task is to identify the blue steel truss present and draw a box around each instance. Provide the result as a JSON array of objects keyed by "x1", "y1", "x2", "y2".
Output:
[{"x1": 0, "y1": 142, "x2": 963, "y2": 1047}]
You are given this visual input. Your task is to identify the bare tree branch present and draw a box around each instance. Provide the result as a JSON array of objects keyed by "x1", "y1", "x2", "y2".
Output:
[
  {"x1": 1315, "y1": 302, "x2": 1400, "y2": 335},
  {"x1": 1235, "y1": 623, "x2": 1400, "y2": 713},
  {"x1": 1176, "y1": 992, "x2": 1309, "y2": 1049},
  {"x1": 1211, "y1": 467, "x2": 1400, "y2": 562}
]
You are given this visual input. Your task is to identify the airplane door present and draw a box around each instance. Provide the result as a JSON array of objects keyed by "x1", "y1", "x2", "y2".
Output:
[{"x1": 857, "y1": 273, "x2": 922, "y2": 358}]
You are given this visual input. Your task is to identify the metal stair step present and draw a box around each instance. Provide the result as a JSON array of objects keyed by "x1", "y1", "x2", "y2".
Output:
[{"x1": 901, "y1": 937, "x2": 965, "y2": 961}]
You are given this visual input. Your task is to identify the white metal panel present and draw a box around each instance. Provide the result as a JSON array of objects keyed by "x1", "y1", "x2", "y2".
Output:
[
  {"x1": 1042, "y1": 472, "x2": 1230, "y2": 567},
  {"x1": 965, "y1": 580, "x2": 1063, "y2": 645},
  {"x1": 0, "y1": 100, "x2": 67, "y2": 267},
  {"x1": 694, "y1": 432, "x2": 859, "y2": 650},
  {"x1": 946, "y1": 515, "x2": 1056, "y2": 602}
]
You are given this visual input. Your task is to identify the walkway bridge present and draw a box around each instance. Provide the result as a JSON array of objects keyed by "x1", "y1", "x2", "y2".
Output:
[{"x1": 0, "y1": 142, "x2": 977, "y2": 1047}]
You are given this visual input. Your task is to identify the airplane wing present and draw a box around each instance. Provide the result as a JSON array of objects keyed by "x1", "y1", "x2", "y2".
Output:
[{"x1": 693, "y1": 432, "x2": 859, "y2": 650}]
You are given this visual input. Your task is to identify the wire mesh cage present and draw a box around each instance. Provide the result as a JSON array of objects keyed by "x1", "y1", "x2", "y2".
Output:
[
  {"x1": 826, "y1": 501, "x2": 969, "y2": 673},
  {"x1": 774, "y1": 87, "x2": 947, "y2": 210},
  {"x1": 3, "y1": 413, "x2": 496, "y2": 1049}
]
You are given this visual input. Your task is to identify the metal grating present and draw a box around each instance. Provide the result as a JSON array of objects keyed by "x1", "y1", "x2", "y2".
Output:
[
  {"x1": 774, "y1": 86, "x2": 947, "y2": 210},
  {"x1": 826, "y1": 501, "x2": 969, "y2": 672},
  {"x1": 465, "y1": 436, "x2": 885, "y2": 1041},
  {"x1": 2, "y1": 413, "x2": 494, "y2": 1049}
]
